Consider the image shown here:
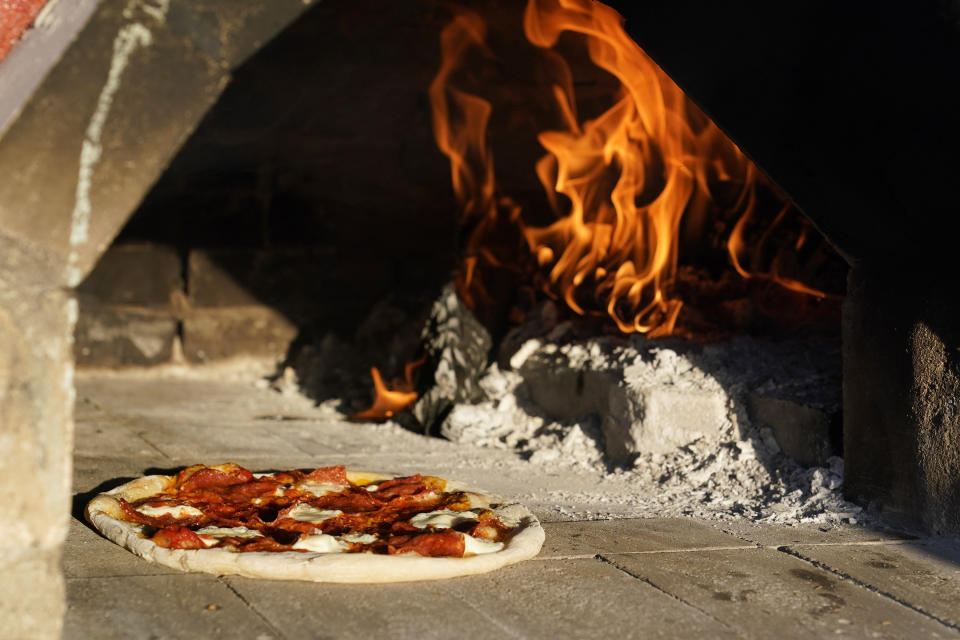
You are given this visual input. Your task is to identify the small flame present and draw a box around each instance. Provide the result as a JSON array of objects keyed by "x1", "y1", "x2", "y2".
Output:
[
  {"x1": 352, "y1": 359, "x2": 422, "y2": 421},
  {"x1": 430, "y1": 0, "x2": 834, "y2": 336}
]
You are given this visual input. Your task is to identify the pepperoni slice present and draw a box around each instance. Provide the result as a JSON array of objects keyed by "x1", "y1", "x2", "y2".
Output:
[
  {"x1": 179, "y1": 464, "x2": 254, "y2": 491},
  {"x1": 468, "y1": 517, "x2": 510, "y2": 542},
  {"x1": 219, "y1": 479, "x2": 283, "y2": 503},
  {"x1": 304, "y1": 465, "x2": 349, "y2": 485},
  {"x1": 313, "y1": 487, "x2": 379, "y2": 512},
  {"x1": 387, "y1": 531, "x2": 465, "y2": 557},
  {"x1": 373, "y1": 475, "x2": 431, "y2": 500},
  {"x1": 151, "y1": 526, "x2": 206, "y2": 549}
]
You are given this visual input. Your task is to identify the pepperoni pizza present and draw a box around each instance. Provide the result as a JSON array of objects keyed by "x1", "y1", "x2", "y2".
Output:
[{"x1": 85, "y1": 463, "x2": 544, "y2": 582}]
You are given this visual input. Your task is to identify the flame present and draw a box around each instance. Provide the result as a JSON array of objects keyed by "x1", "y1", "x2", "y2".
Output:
[
  {"x1": 352, "y1": 359, "x2": 422, "y2": 421},
  {"x1": 430, "y1": 0, "x2": 834, "y2": 335}
]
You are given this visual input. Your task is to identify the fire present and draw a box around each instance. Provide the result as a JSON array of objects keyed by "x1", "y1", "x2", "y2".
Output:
[
  {"x1": 351, "y1": 359, "x2": 422, "y2": 421},
  {"x1": 430, "y1": 0, "x2": 834, "y2": 335},
  {"x1": 357, "y1": 0, "x2": 837, "y2": 421}
]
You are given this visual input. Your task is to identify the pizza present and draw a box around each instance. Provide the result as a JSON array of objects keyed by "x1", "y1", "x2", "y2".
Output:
[{"x1": 85, "y1": 463, "x2": 544, "y2": 583}]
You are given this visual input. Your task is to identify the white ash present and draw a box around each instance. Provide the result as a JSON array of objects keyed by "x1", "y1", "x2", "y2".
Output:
[{"x1": 441, "y1": 336, "x2": 863, "y2": 525}]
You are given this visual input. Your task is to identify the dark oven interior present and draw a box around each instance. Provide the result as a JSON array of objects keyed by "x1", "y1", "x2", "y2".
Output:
[{"x1": 71, "y1": 0, "x2": 960, "y2": 533}]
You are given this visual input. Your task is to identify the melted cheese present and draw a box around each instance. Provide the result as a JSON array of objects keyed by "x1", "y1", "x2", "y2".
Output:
[
  {"x1": 462, "y1": 534, "x2": 504, "y2": 555},
  {"x1": 136, "y1": 504, "x2": 203, "y2": 519},
  {"x1": 285, "y1": 504, "x2": 342, "y2": 523},
  {"x1": 195, "y1": 526, "x2": 262, "y2": 538},
  {"x1": 409, "y1": 509, "x2": 478, "y2": 530},
  {"x1": 296, "y1": 480, "x2": 347, "y2": 497},
  {"x1": 292, "y1": 534, "x2": 348, "y2": 553},
  {"x1": 195, "y1": 526, "x2": 262, "y2": 547},
  {"x1": 340, "y1": 532, "x2": 377, "y2": 545}
]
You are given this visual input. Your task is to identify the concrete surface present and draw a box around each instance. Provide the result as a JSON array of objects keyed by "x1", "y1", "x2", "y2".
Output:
[
  {"x1": 1, "y1": 233, "x2": 77, "y2": 639},
  {"x1": 844, "y1": 263, "x2": 960, "y2": 534},
  {"x1": 65, "y1": 370, "x2": 960, "y2": 639}
]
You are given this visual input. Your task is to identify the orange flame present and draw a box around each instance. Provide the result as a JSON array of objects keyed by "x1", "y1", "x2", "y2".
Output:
[
  {"x1": 430, "y1": 0, "x2": 834, "y2": 335},
  {"x1": 352, "y1": 359, "x2": 422, "y2": 421}
]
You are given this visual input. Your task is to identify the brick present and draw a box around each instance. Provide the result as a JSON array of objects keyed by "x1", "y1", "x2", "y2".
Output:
[
  {"x1": 73, "y1": 244, "x2": 182, "y2": 367},
  {"x1": 187, "y1": 248, "x2": 378, "y2": 324},
  {"x1": 182, "y1": 306, "x2": 297, "y2": 362},
  {"x1": 521, "y1": 351, "x2": 730, "y2": 461},
  {"x1": 184, "y1": 248, "x2": 393, "y2": 362},
  {"x1": 76, "y1": 243, "x2": 182, "y2": 308},
  {"x1": 844, "y1": 263, "x2": 960, "y2": 533},
  {"x1": 747, "y1": 393, "x2": 838, "y2": 467},
  {"x1": 74, "y1": 304, "x2": 177, "y2": 367}
]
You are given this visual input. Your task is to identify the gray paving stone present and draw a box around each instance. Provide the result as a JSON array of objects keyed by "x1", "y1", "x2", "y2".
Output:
[
  {"x1": 226, "y1": 557, "x2": 737, "y2": 640},
  {"x1": 64, "y1": 518, "x2": 178, "y2": 579},
  {"x1": 134, "y1": 420, "x2": 306, "y2": 461},
  {"x1": 716, "y1": 520, "x2": 914, "y2": 547},
  {"x1": 67, "y1": 374, "x2": 960, "y2": 638},
  {"x1": 73, "y1": 455, "x2": 165, "y2": 496},
  {"x1": 63, "y1": 574, "x2": 279, "y2": 640},
  {"x1": 540, "y1": 518, "x2": 753, "y2": 558},
  {"x1": 785, "y1": 539, "x2": 960, "y2": 628},
  {"x1": 608, "y1": 548, "x2": 960, "y2": 639},
  {"x1": 73, "y1": 412, "x2": 161, "y2": 458}
]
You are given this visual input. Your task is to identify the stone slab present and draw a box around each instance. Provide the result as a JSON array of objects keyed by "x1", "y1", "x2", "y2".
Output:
[
  {"x1": 225, "y1": 557, "x2": 736, "y2": 640},
  {"x1": 67, "y1": 373, "x2": 960, "y2": 638},
  {"x1": 716, "y1": 520, "x2": 915, "y2": 548},
  {"x1": 131, "y1": 419, "x2": 305, "y2": 461},
  {"x1": 540, "y1": 518, "x2": 753, "y2": 558},
  {"x1": 72, "y1": 409, "x2": 163, "y2": 458},
  {"x1": 785, "y1": 539, "x2": 960, "y2": 628},
  {"x1": 63, "y1": 574, "x2": 280, "y2": 639},
  {"x1": 63, "y1": 517, "x2": 178, "y2": 579},
  {"x1": 608, "y1": 548, "x2": 959, "y2": 639}
]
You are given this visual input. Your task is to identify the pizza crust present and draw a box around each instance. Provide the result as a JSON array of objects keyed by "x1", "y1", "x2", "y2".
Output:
[{"x1": 85, "y1": 470, "x2": 545, "y2": 583}]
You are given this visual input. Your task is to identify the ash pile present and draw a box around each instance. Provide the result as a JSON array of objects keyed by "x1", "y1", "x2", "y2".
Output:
[{"x1": 287, "y1": 284, "x2": 863, "y2": 525}]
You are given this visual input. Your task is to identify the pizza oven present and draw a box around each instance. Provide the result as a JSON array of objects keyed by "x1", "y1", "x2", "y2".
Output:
[
  {"x1": 2, "y1": 0, "x2": 959, "y2": 634},
  {"x1": 69, "y1": 0, "x2": 849, "y2": 467}
]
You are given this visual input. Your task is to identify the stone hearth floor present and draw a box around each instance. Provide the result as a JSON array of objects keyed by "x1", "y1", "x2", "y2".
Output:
[{"x1": 67, "y1": 371, "x2": 960, "y2": 639}]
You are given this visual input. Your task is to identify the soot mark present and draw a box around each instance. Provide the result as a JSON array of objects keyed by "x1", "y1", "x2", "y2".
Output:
[{"x1": 789, "y1": 568, "x2": 835, "y2": 590}]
